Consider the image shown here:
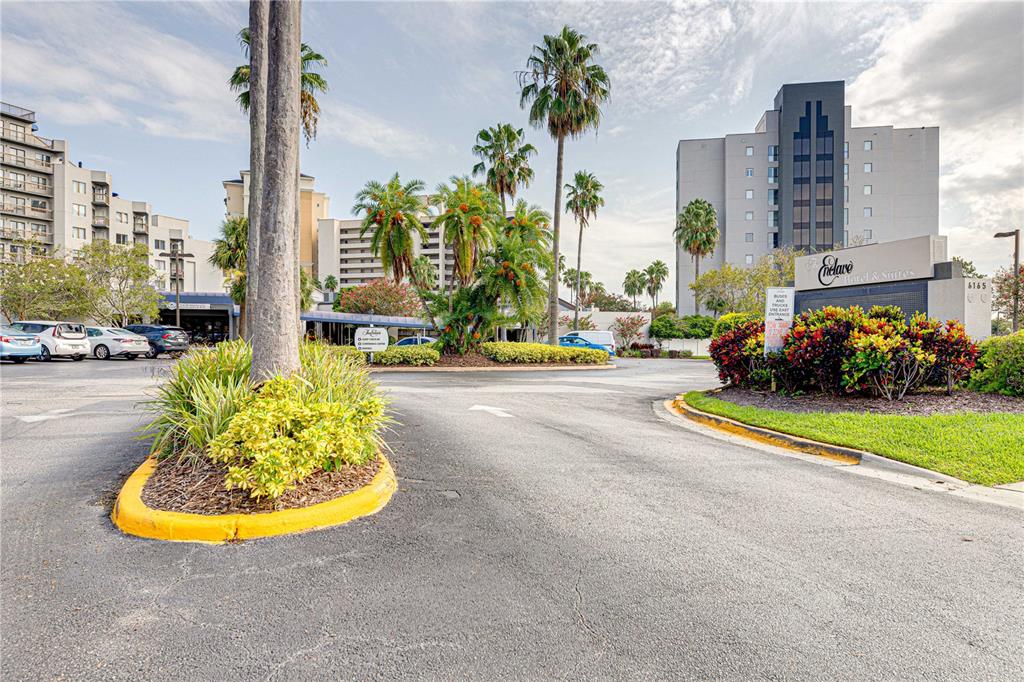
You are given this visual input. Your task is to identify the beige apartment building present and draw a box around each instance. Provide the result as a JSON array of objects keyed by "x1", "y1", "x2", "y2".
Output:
[
  {"x1": 223, "y1": 171, "x2": 329, "y2": 276},
  {"x1": 1, "y1": 102, "x2": 220, "y2": 292}
]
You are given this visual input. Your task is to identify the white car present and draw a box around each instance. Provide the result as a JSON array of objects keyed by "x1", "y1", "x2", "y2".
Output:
[
  {"x1": 85, "y1": 326, "x2": 150, "y2": 360},
  {"x1": 564, "y1": 329, "x2": 616, "y2": 354},
  {"x1": 9, "y1": 321, "x2": 90, "y2": 361}
]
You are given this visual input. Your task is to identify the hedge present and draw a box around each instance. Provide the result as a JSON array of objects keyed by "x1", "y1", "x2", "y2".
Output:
[
  {"x1": 970, "y1": 331, "x2": 1024, "y2": 397},
  {"x1": 479, "y1": 341, "x2": 608, "y2": 364},
  {"x1": 374, "y1": 345, "x2": 440, "y2": 366}
]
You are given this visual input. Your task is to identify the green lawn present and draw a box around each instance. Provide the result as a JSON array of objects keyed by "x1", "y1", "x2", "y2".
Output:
[{"x1": 682, "y1": 391, "x2": 1024, "y2": 487}]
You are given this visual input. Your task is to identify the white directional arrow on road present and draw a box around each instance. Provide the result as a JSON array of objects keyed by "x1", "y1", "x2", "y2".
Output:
[{"x1": 468, "y1": 404, "x2": 513, "y2": 418}]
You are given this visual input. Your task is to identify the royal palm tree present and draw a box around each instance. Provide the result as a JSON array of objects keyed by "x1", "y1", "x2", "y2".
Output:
[
  {"x1": 471, "y1": 124, "x2": 537, "y2": 217},
  {"x1": 209, "y1": 216, "x2": 249, "y2": 336},
  {"x1": 432, "y1": 177, "x2": 502, "y2": 290},
  {"x1": 519, "y1": 25, "x2": 610, "y2": 344},
  {"x1": 644, "y1": 260, "x2": 669, "y2": 310},
  {"x1": 674, "y1": 198, "x2": 719, "y2": 313},
  {"x1": 564, "y1": 170, "x2": 604, "y2": 328},
  {"x1": 352, "y1": 174, "x2": 429, "y2": 283},
  {"x1": 623, "y1": 269, "x2": 647, "y2": 309}
]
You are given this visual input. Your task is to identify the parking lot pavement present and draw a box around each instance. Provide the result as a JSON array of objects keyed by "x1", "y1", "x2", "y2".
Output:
[{"x1": 2, "y1": 357, "x2": 1023, "y2": 679}]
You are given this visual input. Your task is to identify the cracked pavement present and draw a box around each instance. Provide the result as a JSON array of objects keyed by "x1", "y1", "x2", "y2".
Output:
[{"x1": 2, "y1": 357, "x2": 1023, "y2": 679}]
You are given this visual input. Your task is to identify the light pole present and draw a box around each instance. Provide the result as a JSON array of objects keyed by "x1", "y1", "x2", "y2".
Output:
[
  {"x1": 159, "y1": 242, "x2": 194, "y2": 328},
  {"x1": 994, "y1": 229, "x2": 1020, "y2": 332}
]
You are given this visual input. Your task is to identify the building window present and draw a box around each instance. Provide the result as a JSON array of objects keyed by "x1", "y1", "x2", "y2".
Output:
[
  {"x1": 73, "y1": 180, "x2": 87, "y2": 194},
  {"x1": 843, "y1": 230, "x2": 849, "y2": 245},
  {"x1": 745, "y1": 168, "x2": 754, "y2": 177},
  {"x1": 744, "y1": 254, "x2": 754, "y2": 265},
  {"x1": 864, "y1": 140, "x2": 873, "y2": 151},
  {"x1": 154, "y1": 239, "x2": 166, "y2": 250},
  {"x1": 768, "y1": 145, "x2": 778, "y2": 162},
  {"x1": 768, "y1": 232, "x2": 779, "y2": 249},
  {"x1": 843, "y1": 141, "x2": 849, "y2": 159},
  {"x1": 767, "y1": 167, "x2": 778, "y2": 184},
  {"x1": 768, "y1": 210, "x2": 778, "y2": 228},
  {"x1": 72, "y1": 227, "x2": 87, "y2": 239},
  {"x1": 155, "y1": 260, "x2": 166, "y2": 271},
  {"x1": 864, "y1": 229, "x2": 873, "y2": 240},
  {"x1": 745, "y1": 189, "x2": 754, "y2": 199},
  {"x1": 745, "y1": 146, "x2": 754, "y2": 156},
  {"x1": 117, "y1": 211, "x2": 128, "y2": 224},
  {"x1": 863, "y1": 185, "x2": 872, "y2": 195},
  {"x1": 844, "y1": 208, "x2": 849, "y2": 225},
  {"x1": 844, "y1": 186, "x2": 849, "y2": 202},
  {"x1": 863, "y1": 207, "x2": 873, "y2": 218},
  {"x1": 115, "y1": 233, "x2": 129, "y2": 245},
  {"x1": 843, "y1": 164, "x2": 849, "y2": 180},
  {"x1": 72, "y1": 203, "x2": 87, "y2": 217},
  {"x1": 767, "y1": 189, "x2": 778, "y2": 205},
  {"x1": 744, "y1": 232, "x2": 754, "y2": 242},
  {"x1": 745, "y1": 211, "x2": 754, "y2": 221},
  {"x1": 863, "y1": 162, "x2": 872, "y2": 173}
]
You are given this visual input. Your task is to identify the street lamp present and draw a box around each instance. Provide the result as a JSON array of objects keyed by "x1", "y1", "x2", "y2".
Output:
[
  {"x1": 159, "y1": 242, "x2": 194, "y2": 328},
  {"x1": 994, "y1": 229, "x2": 1020, "y2": 333}
]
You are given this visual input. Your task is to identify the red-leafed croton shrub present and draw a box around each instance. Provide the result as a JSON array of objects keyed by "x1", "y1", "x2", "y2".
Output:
[
  {"x1": 840, "y1": 315, "x2": 936, "y2": 400},
  {"x1": 907, "y1": 313, "x2": 979, "y2": 388},
  {"x1": 782, "y1": 306, "x2": 865, "y2": 394},
  {"x1": 709, "y1": 320, "x2": 771, "y2": 388}
]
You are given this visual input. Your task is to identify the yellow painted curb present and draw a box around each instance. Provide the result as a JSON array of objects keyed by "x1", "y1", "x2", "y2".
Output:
[{"x1": 111, "y1": 454, "x2": 397, "y2": 544}]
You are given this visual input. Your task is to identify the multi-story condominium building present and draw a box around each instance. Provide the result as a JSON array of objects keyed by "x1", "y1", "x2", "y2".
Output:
[
  {"x1": 674, "y1": 81, "x2": 939, "y2": 314},
  {"x1": 1, "y1": 102, "x2": 219, "y2": 292},
  {"x1": 223, "y1": 170, "x2": 329, "y2": 276},
  {"x1": 317, "y1": 213, "x2": 454, "y2": 291}
]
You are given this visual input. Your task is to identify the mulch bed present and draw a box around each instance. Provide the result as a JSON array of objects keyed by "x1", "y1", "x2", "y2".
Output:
[
  {"x1": 414, "y1": 350, "x2": 606, "y2": 368},
  {"x1": 140, "y1": 456, "x2": 381, "y2": 516},
  {"x1": 716, "y1": 386, "x2": 1024, "y2": 416}
]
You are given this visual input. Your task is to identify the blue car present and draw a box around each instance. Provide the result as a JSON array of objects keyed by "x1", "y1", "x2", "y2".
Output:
[
  {"x1": 558, "y1": 335, "x2": 615, "y2": 357},
  {"x1": 0, "y1": 325, "x2": 42, "y2": 363}
]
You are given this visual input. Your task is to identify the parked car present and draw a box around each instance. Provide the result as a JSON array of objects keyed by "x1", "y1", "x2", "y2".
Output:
[
  {"x1": 563, "y1": 330, "x2": 616, "y2": 354},
  {"x1": 123, "y1": 324, "x2": 190, "y2": 358},
  {"x1": 85, "y1": 326, "x2": 150, "y2": 360},
  {"x1": 394, "y1": 335, "x2": 437, "y2": 347},
  {"x1": 558, "y1": 335, "x2": 616, "y2": 356},
  {"x1": 8, "y1": 321, "x2": 89, "y2": 361},
  {"x1": 0, "y1": 325, "x2": 42, "y2": 363}
]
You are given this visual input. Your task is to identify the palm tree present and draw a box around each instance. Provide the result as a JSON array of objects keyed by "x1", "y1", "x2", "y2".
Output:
[
  {"x1": 322, "y1": 274, "x2": 338, "y2": 294},
  {"x1": 644, "y1": 260, "x2": 669, "y2": 310},
  {"x1": 409, "y1": 254, "x2": 440, "y2": 331},
  {"x1": 209, "y1": 216, "x2": 249, "y2": 336},
  {"x1": 479, "y1": 232, "x2": 548, "y2": 333},
  {"x1": 623, "y1": 269, "x2": 647, "y2": 309},
  {"x1": 564, "y1": 170, "x2": 605, "y2": 328},
  {"x1": 432, "y1": 177, "x2": 502, "y2": 289},
  {"x1": 249, "y1": 0, "x2": 302, "y2": 380},
  {"x1": 561, "y1": 268, "x2": 592, "y2": 307},
  {"x1": 352, "y1": 174, "x2": 429, "y2": 283},
  {"x1": 505, "y1": 199, "x2": 552, "y2": 252},
  {"x1": 674, "y1": 198, "x2": 719, "y2": 314},
  {"x1": 519, "y1": 25, "x2": 611, "y2": 344},
  {"x1": 472, "y1": 124, "x2": 537, "y2": 217}
]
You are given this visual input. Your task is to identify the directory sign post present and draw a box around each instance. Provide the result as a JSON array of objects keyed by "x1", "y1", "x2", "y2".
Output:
[
  {"x1": 764, "y1": 287, "x2": 795, "y2": 356},
  {"x1": 355, "y1": 326, "x2": 389, "y2": 363}
]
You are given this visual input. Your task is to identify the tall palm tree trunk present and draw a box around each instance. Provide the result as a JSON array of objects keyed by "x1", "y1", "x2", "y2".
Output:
[
  {"x1": 573, "y1": 222, "x2": 583, "y2": 329},
  {"x1": 244, "y1": 0, "x2": 268, "y2": 341},
  {"x1": 250, "y1": 0, "x2": 301, "y2": 381},
  {"x1": 547, "y1": 135, "x2": 564, "y2": 345},
  {"x1": 693, "y1": 253, "x2": 701, "y2": 315}
]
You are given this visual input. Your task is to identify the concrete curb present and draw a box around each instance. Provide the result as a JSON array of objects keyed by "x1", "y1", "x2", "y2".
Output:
[
  {"x1": 369, "y1": 363, "x2": 616, "y2": 373},
  {"x1": 111, "y1": 454, "x2": 397, "y2": 544}
]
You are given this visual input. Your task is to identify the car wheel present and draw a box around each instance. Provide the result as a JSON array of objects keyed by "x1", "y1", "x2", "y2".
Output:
[
  {"x1": 95, "y1": 344, "x2": 110, "y2": 360},
  {"x1": 72, "y1": 354, "x2": 85, "y2": 361},
  {"x1": 145, "y1": 346, "x2": 159, "y2": 359},
  {"x1": 125, "y1": 354, "x2": 137, "y2": 360},
  {"x1": 12, "y1": 357, "x2": 27, "y2": 364},
  {"x1": 40, "y1": 346, "x2": 52, "y2": 362}
]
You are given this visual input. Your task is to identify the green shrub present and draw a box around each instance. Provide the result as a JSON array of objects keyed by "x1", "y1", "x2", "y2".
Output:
[
  {"x1": 712, "y1": 312, "x2": 760, "y2": 339},
  {"x1": 868, "y1": 304, "x2": 906, "y2": 323},
  {"x1": 649, "y1": 314, "x2": 682, "y2": 339},
  {"x1": 970, "y1": 331, "x2": 1024, "y2": 397},
  {"x1": 680, "y1": 315, "x2": 716, "y2": 339},
  {"x1": 479, "y1": 341, "x2": 608, "y2": 364},
  {"x1": 374, "y1": 345, "x2": 440, "y2": 366}
]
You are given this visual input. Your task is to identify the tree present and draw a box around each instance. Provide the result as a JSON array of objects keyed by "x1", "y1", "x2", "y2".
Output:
[
  {"x1": 674, "y1": 198, "x2": 719, "y2": 313},
  {"x1": 993, "y1": 265, "x2": 1024, "y2": 320},
  {"x1": 565, "y1": 170, "x2": 605, "y2": 329},
  {"x1": 0, "y1": 247, "x2": 96, "y2": 322},
  {"x1": 352, "y1": 174, "x2": 429, "y2": 284},
  {"x1": 76, "y1": 241, "x2": 161, "y2": 327},
  {"x1": 623, "y1": 269, "x2": 647, "y2": 309},
  {"x1": 689, "y1": 263, "x2": 748, "y2": 315},
  {"x1": 644, "y1": 260, "x2": 669, "y2": 309},
  {"x1": 690, "y1": 248, "x2": 799, "y2": 316},
  {"x1": 478, "y1": 232, "x2": 548, "y2": 333},
  {"x1": 587, "y1": 289, "x2": 637, "y2": 312},
  {"x1": 504, "y1": 199, "x2": 552, "y2": 252},
  {"x1": 953, "y1": 256, "x2": 984, "y2": 278},
  {"x1": 249, "y1": 0, "x2": 302, "y2": 381},
  {"x1": 652, "y1": 301, "x2": 675, "y2": 319},
  {"x1": 432, "y1": 176, "x2": 501, "y2": 288},
  {"x1": 471, "y1": 123, "x2": 537, "y2": 216},
  {"x1": 209, "y1": 215, "x2": 250, "y2": 336},
  {"x1": 519, "y1": 25, "x2": 611, "y2": 345},
  {"x1": 333, "y1": 279, "x2": 422, "y2": 317},
  {"x1": 409, "y1": 255, "x2": 440, "y2": 330},
  {"x1": 322, "y1": 274, "x2": 338, "y2": 293},
  {"x1": 612, "y1": 314, "x2": 647, "y2": 348}
]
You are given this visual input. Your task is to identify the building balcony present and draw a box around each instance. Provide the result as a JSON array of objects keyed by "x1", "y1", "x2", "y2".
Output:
[
  {"x1": 2, "y1": 153, "x2": 52, "y2": 173},
  {"x1": 1, "y1": 102, "x2": 36, "y2": 122},
  {"x1": 133, "y1": 218, "x2": 148, "y2": 234},
  {"x1": 92, "y1": 215, "x2": 110, "y2": 227},
  {"x1": 92, "y1": 190, "x2": 109, "y2": 205},
  {"x1": 0, "y1": 177, "x2": 52, "y2": 196},
  {"x1": 1, "y1": 125, "x2": 56, "y2": 150},
  {"x1": 1, "y1": 203, "x2": 52, "y2": 219}
]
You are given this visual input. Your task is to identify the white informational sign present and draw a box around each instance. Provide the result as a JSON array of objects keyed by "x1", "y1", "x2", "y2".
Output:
[
  {"x1": 764, "y1": 287, "x2": 795, "y2": 356},
  {"x1": 163, "y1": 302, "x2": 212, "y2": 310},
  {"x1": 354, "y1": 326, "x2": 389, "y2": 352}
]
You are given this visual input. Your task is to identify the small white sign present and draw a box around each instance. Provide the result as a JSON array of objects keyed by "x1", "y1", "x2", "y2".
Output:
[
  {"x1": 354, "y1": 326, "x2": 389, "y2": 352},
  {"x1": 163, "y1": 302, "x2": 212, "y2": 310},
  {"x1": 764, "y1": 287, "x2": 795, "y2": 356}
]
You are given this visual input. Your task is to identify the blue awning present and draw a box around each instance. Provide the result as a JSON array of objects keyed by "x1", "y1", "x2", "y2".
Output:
[{"x1": 301, "y1": 309, "x2": 433, "y2": 330}]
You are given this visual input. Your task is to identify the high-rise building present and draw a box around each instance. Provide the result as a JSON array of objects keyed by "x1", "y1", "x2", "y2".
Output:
[
  {"x1": 1, "y1": 102, "x2": 219, "y2": 292},
  {"x1": 223, "y1": 171, "x2": 329, "y2": 276},
  {"x1": 674, "y1": 81, "x2": 939, "y2": 314}
]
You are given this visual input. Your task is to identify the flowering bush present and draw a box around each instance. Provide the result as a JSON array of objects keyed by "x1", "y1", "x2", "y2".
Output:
[
  {"x1": 333, "y1": 278, "x2": 422, "y2": 317},
  {"x1": 709, "y1": 320, "x2": 769, "y2": 387},
  {"x1": 612, "y1": 315, "x2": 648, "y2": 348},
  {"x1": 907, "y1": 314, "x2": 978, "y2": 388},
  {"x1": 783, "y1": 306, "x2": 864, "y2": 394}
]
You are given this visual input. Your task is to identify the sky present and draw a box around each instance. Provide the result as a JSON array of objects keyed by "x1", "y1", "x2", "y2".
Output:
[{"x1": 2, "y1": 1, "x2": 1022, "y2": 298}]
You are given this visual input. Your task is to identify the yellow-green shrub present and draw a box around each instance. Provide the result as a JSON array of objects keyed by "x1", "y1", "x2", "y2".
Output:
[
  {"x1": 207, "y1": 375, "x2": 387, "y2": 499},
  {"x1": 374, "y1": 345, "x2": 439, "y2": 366},
  {"x1": 479, "y1": 341, "x2": 608, "y2": 364}
]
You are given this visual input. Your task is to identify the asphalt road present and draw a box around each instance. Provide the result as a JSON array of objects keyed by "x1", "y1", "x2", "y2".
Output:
[{"x1": 2, "y1": 356, "x2": 1022, "y2": 680}]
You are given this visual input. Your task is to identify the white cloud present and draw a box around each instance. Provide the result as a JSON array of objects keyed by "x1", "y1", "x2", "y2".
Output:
[{"x1": 316, "y1": 100, "x2": 436, "y2": 159}]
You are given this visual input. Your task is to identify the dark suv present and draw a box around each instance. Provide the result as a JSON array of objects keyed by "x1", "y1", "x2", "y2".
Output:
[{"x1": 124, "y1": 324, "x2": 190, "y2": 358}]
